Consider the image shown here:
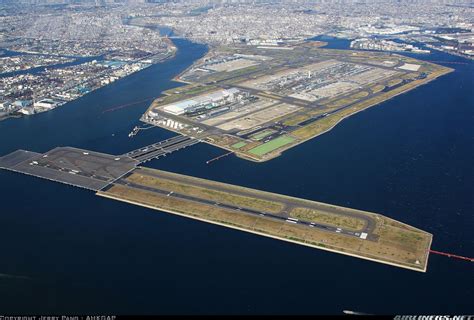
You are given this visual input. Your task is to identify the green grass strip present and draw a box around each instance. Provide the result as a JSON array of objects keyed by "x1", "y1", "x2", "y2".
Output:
[
  {"x1": 231, "y1": 141, "x2": 247, "y2": 149},
  {"x1": 248, "y1": 136, "x2": 295, "y2": 156}
]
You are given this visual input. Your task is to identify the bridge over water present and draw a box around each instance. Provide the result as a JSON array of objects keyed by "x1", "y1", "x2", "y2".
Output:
[{"x1": 125, "y1": 135, "x2": 200, "y2": 164}]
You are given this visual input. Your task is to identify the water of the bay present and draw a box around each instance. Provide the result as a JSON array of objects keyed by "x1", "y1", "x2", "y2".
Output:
[{"x1": 0, "y1": 37, "x2": 472, "y2": 314}]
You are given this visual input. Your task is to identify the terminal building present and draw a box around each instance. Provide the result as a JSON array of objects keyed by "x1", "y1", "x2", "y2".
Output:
[{"x1": 161, "y1": 88, "x2": 241, "y2": 116}]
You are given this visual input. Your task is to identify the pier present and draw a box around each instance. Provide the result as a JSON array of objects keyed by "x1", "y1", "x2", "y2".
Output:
[{"x1": 206, "y1": 151, "x2": 234, "y2": 164}]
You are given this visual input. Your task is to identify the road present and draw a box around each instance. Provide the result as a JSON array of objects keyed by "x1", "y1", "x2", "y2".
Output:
[{"x1": 126, "y1": 135, "x2": 200, "y2": 163}]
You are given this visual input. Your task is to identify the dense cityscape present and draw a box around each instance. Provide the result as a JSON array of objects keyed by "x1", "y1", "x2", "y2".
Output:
[{"x1": 1, "y1": 0, "x2": 472, "y2": 119}]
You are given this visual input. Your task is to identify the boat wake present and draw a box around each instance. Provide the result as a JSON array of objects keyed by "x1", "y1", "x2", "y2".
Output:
[
  {"x1": 0, "y1": 273, "x2": 31, "y2": 280},
  {"x1": 343, "y1": 310, "x2": 372, "y2": 315}
]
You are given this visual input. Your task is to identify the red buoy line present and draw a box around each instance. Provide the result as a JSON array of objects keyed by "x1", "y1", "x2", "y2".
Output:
[
  {"x1": 430, "y1": 249, "x2": 474, "y2": 262},
  {"x1": 429, "y1": 60, "x2": 470, "y2": 65},
  {"x1": 206, "y1": 151, "x2": 234, "y2": 164},
  {"x1": 102, "y1": 96, "x2": 156, "y2": 114}
]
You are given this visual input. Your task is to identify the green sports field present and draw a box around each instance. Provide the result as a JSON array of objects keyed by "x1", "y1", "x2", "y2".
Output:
[{"x1": 248, "y1": 135, "x2": 295, "y2": 156}]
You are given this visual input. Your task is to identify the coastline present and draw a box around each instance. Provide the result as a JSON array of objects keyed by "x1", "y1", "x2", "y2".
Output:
[{"x1": 0, "y1": 43, "x2": 179, "y2": 122}]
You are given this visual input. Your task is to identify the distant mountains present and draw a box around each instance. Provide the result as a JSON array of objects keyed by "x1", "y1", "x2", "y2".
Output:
[
  {"x1": 1, "y1": 0, "x2": 473, "y2": 6},
  {"x1": 0, "y1": 0, "x2": 153, "y2": 5}
]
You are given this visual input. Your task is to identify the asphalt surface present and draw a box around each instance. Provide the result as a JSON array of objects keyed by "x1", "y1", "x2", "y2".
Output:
[
  {"x1": 0, "y1": 147, "x2": 138, "y2": 191},
  {"x1": 116, "y1": 178, "x2": 366, "y2": 240},
  {"x1": 124, "y1": 168, "x2": 378, "y2": 240}
]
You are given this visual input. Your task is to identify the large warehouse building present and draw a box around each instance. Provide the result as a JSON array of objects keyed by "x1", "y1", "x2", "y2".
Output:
[{"x1": 162, "y1": 88, "x2": 241, "y2": 115}]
